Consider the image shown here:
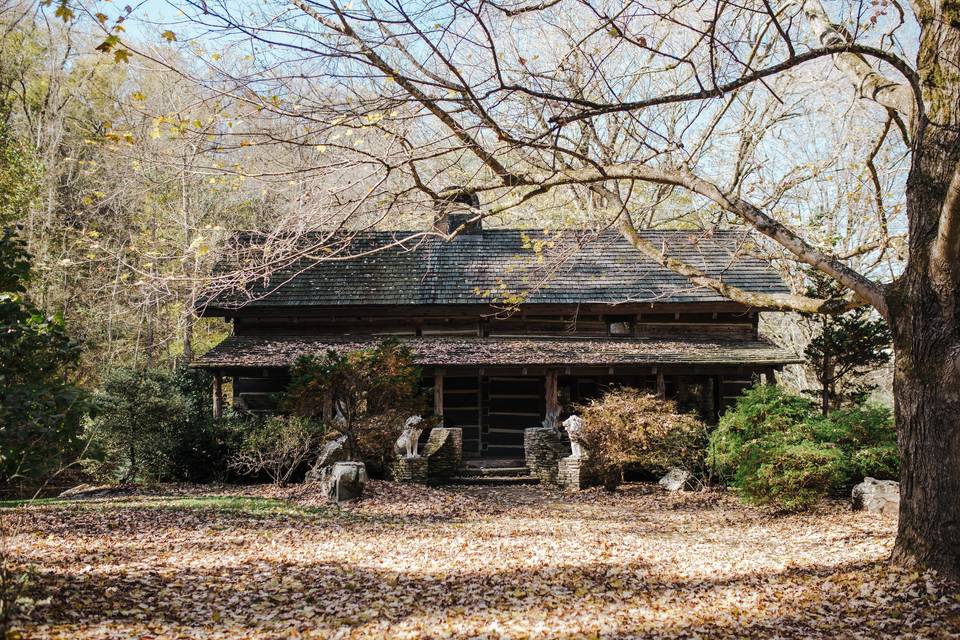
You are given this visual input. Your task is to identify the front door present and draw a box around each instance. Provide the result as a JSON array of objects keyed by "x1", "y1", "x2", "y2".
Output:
[{"x1": 481, "y1": 375, "x2": 545, "y2": 458}]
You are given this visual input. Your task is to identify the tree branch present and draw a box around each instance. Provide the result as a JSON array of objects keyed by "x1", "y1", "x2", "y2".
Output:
[
  {"x1": 292, "y1": 0, "x2": 527, "y2": 187},
  {"x1": 799, "y1": 0, "x2": 918, "y2": 122},
  {"x1": 548, "y1": 43, "x2": 920, "y2": 126},
  {"x1": 930, "y1": 162, "x2": 960, "y2": 287},
  {"x1": 619, "y1": 215, "x2": 859, "y2": 314},
  {"x1": 483, "y1": 162, "x2": 888, "y2": 316}
]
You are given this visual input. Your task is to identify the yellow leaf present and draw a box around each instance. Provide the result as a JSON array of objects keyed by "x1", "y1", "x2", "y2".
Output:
[
  {"x1": 131, "y1": 91, "x2": 146, "y2": 101},
  {"x1": 162, "y1": 30, "x2": 177, "y2": 42},
  {"x1": 54, "y1": 1, "x2": 73, "y2": 22},
  {"x1": 114, "y1": 49, "x2": 131, "y2": 64}
]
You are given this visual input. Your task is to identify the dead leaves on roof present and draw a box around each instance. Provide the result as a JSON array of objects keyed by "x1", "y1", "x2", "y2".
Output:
[{"x1": 7, "y1": 482, "x2": 960, "y2": 639}]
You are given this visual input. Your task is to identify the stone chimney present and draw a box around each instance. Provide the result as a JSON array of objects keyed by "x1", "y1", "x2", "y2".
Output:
[{"x1": 434, "y1": 189, "x2": 482, "y2": 235}]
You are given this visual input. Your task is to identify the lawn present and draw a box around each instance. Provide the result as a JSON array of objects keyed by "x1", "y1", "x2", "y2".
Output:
[{"x1": 6, "y1": 482, "x2": 959, "y2": 639}]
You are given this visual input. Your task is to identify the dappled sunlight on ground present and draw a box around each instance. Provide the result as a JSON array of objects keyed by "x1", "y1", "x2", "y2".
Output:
[{"x1": 7, "y1": 482, "x2": 960, "y2": 639}]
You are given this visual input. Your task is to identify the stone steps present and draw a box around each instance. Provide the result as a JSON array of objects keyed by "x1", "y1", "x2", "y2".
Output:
[
  {"x1": 451, "y1": 460, "x2": 538, "y2": 485},
  {"x1": 458, "y1": 466, "x2": 532, "y2": 478},
  {"x1": 448, "y1": 474, "x2": 540, "y2": 486}
]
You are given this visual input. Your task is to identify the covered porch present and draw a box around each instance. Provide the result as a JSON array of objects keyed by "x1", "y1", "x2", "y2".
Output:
[{"x1": 194, "y1": 335, "x2": 799, "y2": 458}]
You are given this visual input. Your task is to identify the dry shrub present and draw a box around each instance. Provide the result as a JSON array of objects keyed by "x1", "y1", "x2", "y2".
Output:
[{"x1": 577, "y1": 387, "x2": 708, "y2": 490}]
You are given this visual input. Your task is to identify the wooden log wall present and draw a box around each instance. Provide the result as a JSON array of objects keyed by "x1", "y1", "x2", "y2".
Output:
[{"x1": 233, "y1": 309, "x2": 758, "y2": 340}]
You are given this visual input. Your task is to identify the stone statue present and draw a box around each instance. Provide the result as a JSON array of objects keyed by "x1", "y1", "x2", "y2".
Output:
[
  {"x1": 394, "y1": 415, "x2": 425, "y2": 458},
  {"x1": 562, "y1": 414, "x2": 585, "y2": 459}
]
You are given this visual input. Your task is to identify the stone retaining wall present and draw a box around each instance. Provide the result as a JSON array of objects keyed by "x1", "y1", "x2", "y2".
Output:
[
  {"x1": 386, "y1": 456, "x2": 430, "y2": 483},
  {"x1": 524, "y1": 427, "x2": 570, "y2": 483},
  {"x1": 424, "y1": 427, "x2": 462, "y2": 481},
  {"x1": 557, "y1": 456, "x2": 594, "y2": 491}
]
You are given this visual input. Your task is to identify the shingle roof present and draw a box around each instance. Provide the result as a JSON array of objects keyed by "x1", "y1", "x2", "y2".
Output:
[
  {"x1": 194, "y1": 335, "x2": 800, "y2": 369},
  {"x1": 202, "y1": 228, "x2": 789, "y2": 310}
]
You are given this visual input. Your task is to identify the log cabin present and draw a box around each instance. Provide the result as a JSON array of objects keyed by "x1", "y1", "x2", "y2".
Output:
[{"x1": 194, "y1": 200, "x2": 800, "y2": 459}]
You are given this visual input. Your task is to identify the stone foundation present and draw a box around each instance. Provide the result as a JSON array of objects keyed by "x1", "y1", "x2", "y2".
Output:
[
  {"x1": 557, "y1": 456, "x2": 594, "y2": 491},
  {"x1": 423, "y1": 427, "x2": 463, "y2": 481},
  {"x1": 386, "y1": 456, "x2": 429, "y2": 483},
  {"x1": 524, "y1": 427, "x2": 571, "y2": 483}
]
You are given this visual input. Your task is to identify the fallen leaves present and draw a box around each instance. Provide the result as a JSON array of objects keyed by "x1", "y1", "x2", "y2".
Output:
[{"x1": 6, "y1": 482, "x2": 960, "y2": 639}]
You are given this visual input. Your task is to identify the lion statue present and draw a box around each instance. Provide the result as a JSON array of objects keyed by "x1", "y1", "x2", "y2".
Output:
[
  {"x1": 394, "y1": 415, "x2": 425, "y2": 458},
  {"x1": 562, "y1": 414, "x2": 585, "y2": 459}
]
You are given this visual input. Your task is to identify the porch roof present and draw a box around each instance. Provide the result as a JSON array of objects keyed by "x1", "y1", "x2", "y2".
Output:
[{"x1": 194, "y1": 335, "x2": 800, "y2": 369}]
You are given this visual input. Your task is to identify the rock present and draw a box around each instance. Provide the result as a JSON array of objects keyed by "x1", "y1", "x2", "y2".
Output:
[
  {"x1": 659, "y1": 468, "x2": 692, "y2": 492},
  {"x1": 58, "y1": 484, "x2": 121, "y2": 499},
  {"x1": 305, "y1": 435, "x2": 348, "y2": 483},
  {"x1": 321, "y1": 461, "x2": 368, "y2": 503},
  {"x1": 852, "y1": 477, "x2": 899, "y2": 515}
]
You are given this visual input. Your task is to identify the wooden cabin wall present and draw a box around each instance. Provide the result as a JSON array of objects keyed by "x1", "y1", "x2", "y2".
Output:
[
  {"x1": 232, "y1": 369, "x2": 290, "y2": 413},
  {"x1": 232, "y1": 308, "x2": 758, "y2": 340}
]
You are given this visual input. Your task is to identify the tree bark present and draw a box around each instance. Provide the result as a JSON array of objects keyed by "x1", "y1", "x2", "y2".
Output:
[{"x1": 889, "y1": 118, "x2": 960, "y2": 580}]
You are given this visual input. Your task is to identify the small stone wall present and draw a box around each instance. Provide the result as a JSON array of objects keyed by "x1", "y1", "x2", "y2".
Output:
[
  {"x1": 386, "y1": 456, "x2": 429, "y2": 483},
  {"x1": 557, "y1": 456, "x2": 593, "y2": 491},
  {"x1": 524, "y1": 428, "x2": 570, "y2": 483},
  {"x1": 423, "y1": 427, "x2": 463, "y2": 481}
]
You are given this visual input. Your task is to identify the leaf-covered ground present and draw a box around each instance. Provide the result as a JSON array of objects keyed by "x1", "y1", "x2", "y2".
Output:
[{"x1": 6, "y1": 482, "x2": 960, "y2": 639}]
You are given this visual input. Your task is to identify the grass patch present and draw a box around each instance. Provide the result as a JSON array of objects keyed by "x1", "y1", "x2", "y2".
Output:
[{"x1": 1, "y1": 495, "x2": 330, "y2": 519}]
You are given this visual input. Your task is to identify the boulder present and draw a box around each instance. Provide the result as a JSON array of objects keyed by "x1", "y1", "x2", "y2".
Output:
[
  {"x1": 852, "y1": 477, "x2": 899, "y2": 515},
  {"x1": 658, "y1": 468, "x2": 692, "y2": 492},
  {"x1": 305, "y1": 435, "x2": 348, "y2": 483},
  {"x1": 321, "y1": 461, "x2": 368, "y2": 503}
]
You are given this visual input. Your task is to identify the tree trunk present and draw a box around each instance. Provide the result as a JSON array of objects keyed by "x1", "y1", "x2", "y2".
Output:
[
  {"x1": 181, "y1": 306, "x2": 194, "y2": 366},
  {"x1": 821, "y1": 351, "x2": 831, "y2": 416},
  {"x1": 889, "y1": 299, "x2": 960, "y2": 581},
  {"x1": 888, "y1": 117, "x2": 960, "y2": 581}
]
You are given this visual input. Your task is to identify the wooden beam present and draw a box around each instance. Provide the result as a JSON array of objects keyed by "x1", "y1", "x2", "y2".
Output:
[
  {"x1": 434, "y1": 372, "x2": 445, "y2": 422},
  {"x1": 656, "y1": 372, "x2": 666, "y2": 399},
  {"x1": 545, "y1": 369, "x2": 559, "y2": 424},
  {"x1": 212, "y1": 371, "x2": 224, "y2": 420},
  {"x1": 763, "y1": 367, "x2": 776, "y2": 386}
]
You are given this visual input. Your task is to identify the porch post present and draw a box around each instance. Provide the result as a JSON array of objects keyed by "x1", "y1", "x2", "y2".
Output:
[
  {"x1": 763, "y1": 367, "x2": 776, "y2": 386},
  {"x1": 212, "y1": 371, "x2": 223, "y2": 419},
  {"x1": 434, "y1": 370, "x2": 445, "y2": 423},
  {"x1": 545, "y1": 369, "x2": 559, "y2": 424},
  {"x1": 656, "y1": 371, "x2": 666, "y2": 399}
]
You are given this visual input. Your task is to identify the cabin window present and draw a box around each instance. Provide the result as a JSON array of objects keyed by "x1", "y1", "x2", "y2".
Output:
[{"x1": 607, "y1": 316, "x2": 634, "y2": 336}]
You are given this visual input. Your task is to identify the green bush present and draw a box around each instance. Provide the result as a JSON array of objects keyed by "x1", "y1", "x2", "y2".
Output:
[
  {"x1": 707, "y1": 384, "x2": 816, "y2": 481},
  {"x1": 738, "y1": 441, "x2": 847, "y2": 511},
  {"x1": 165, "y1": 368, "x2": 244, "y2": 483},
  {"x1": 577, "y1": 388, "x2": 708, "y2": 491},
  {"x1": 88, "y1": 367, "x2": 192, "y2": 482},
  {"x1": 87, "y1": 366, "x2": 241, "y2": 483},
  {"x1": 1, "y1": 228, "x2": 88, "y2": 494},
  {"x1": 708, "y1": 385, "x2": 898, "y2": 510},
  {"x1": 850, "y1": 444, "x2": 899, "y2": 480}
]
